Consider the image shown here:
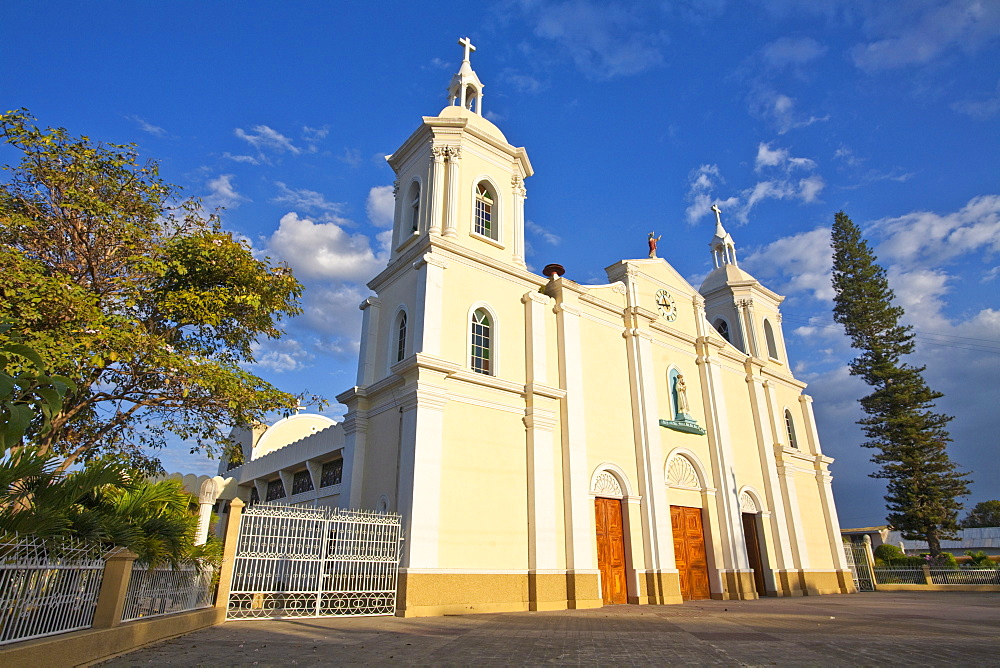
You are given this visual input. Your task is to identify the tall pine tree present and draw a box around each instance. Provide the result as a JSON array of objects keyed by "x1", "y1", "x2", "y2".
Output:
[{"x1": 830, "y1": 211, "x2": 969, "y2": 556}]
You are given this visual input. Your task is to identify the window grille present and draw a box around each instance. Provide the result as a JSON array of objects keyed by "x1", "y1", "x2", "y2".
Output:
[
  {"x1": 471, "y1": 309, "x2": 492, "y2": 375},
  {"x1": 715, "y1": 319, "x2": 730, "y2": 342},
  {"x1": 320, "y1": 460, "x2": 343, "y2": 487},
  {"x1": 408, "y1": 182, "x2": 420, "y2": 233},
  {"x1": 474, "y1": 183, "x2": 495, "y2": 239},
  {"x1": 265, "y1": 479, "x2": 286, "y2": 502},
  {"x1": 785, "y1": 410, "x2": 798, "y2": 449},
  {"x1": 397, "y1": 312, "x2": 407, "y2": 363},
  {"x1": 292, "y1": 470, "x2": 314, "y2": 495}
]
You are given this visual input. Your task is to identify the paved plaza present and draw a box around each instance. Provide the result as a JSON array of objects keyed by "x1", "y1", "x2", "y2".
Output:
[{"x1": 103, "y1": 592, "x2": 1000, "y2": 666}]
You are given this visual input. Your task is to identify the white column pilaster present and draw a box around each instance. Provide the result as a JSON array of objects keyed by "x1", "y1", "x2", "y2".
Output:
[
  {"x1": 340, "y1": 411, "x2": 369, "y2": 509},
  {"x1": 554, "y1": 301, "x2": 595, "y2": 571},
  {"x1": 356, "y1": 297, "x2": 381, "y2": 386},
  {"x1": 396, "y1": 385, "x2": 449, "y2": 569},
  {"x1": 512, "y1": 175, "x2": 526, "y2": 267},
  {"x1": 745, "y1": 370, "x2": 794, "y2": 570},
  {"x1": 412, "y1": 253, "x2": 448, "y2": 356},
  {"x1": 429, "y1": 146, "x2": 445, "y2": 235},
  {"x1": 443, "y1": 146, "x2": 460, "y2": 237},
  {"x1": 624, "y1": 324, "x2": 673, "y2": 573},
  {"x1": 696, "y1": 349, "x2": 748, "y2": 572}
]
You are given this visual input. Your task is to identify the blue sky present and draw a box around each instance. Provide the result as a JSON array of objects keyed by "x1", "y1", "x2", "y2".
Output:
[{"x1": 3, "y1": 1, "x2": 999, "y2": 528}]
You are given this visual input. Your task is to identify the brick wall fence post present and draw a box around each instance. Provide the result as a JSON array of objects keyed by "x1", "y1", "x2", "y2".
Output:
[
  {"x1": 92, "y1": 547, "x2": 138, "y2": 629},
  {"x1": 214, "y1": 497, "x2": 245, "y2": 613}
]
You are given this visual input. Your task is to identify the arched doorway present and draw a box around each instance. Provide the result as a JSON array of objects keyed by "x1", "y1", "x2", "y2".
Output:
[
  {"x1": 740, "y1": 490, "x2": 768, "y2": 596},
  {"x1": 665, "y1": 452, "x2": 712, "y2": 600},
  {"x1": 591, "y1": 468, "x2": 629, "y2": 605}
]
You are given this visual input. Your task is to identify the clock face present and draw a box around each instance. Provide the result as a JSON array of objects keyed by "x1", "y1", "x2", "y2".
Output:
[{"x1": 655, "y1": 289, "x2": 677, "y2": 322}]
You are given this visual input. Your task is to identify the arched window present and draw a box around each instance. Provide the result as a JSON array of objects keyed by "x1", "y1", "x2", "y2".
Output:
[
  {"x1": 470, "y1": 308, "x2": 492, "y2": 375},
  {"x1": 474, "y1": 182, "x2": 496, "y2": 240},
  {"x1": 396, "y1": 311, "x2": 408, "y2": 363},
  {"x1": 784, "y1": 409, "x2": 798, "y2": 449},
  {"x1": 714, "y1": 318, "x2": 730, "y2": 343},
  {"x1": 406, "y1": 181, "x2": 421, "y2": 233},
  {"x1": 764, "y1": 319, "x2": 778, "y2": 359}
]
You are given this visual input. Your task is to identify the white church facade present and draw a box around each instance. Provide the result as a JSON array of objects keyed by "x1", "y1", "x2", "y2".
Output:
[{"x1": 220, "y1": 39, "x2": 855, "y2": 616}]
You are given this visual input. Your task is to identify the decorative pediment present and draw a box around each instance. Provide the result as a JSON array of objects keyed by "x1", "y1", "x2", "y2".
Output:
[
  {"x1": 739, "y1": 490, "x2": 758, "y2": 513},
  {"x1": 666, "y1": 455, "x2": 701, "y2": 489},
  {"x1": 592, "y1": 471, "x2": 623, "y2": 497}
]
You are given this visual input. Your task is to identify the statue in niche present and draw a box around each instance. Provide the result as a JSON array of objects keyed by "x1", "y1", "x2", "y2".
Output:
[
  {"x1": 648, "y1": 231, "x2": 661, "y2": 258},
  {"x1": 675, "y1": 374, "x2": 690, "y2": 416}
]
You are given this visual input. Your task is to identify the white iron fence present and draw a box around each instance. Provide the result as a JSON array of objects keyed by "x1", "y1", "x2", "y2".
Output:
[
  {"x1": 874, "y1": 567, "x2": 1000, "y2": 586},
  {"x1": 0, "y1": 535, "x2": 105, "y2": 645},
  {"x1": 843, "y1": 542, "x2": 875, "y2": 591},
  {"x1": 227, "y1": 504, "x2": 402, "y2": 619},
  {"x1": 121, "y1": 561, "x2": 217, "y2": 622}
]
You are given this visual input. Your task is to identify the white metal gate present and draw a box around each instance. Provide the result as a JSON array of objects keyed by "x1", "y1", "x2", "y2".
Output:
[
  {"x1": 227, "y1": 504, "x2": 402, "y2": 619},
  {"x1": 843, "y1": 542, "x2": 876, "y2": 592}
]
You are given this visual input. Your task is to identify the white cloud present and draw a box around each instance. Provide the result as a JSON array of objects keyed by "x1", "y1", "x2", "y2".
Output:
[
  {"x1": 687, "y1": 146, "x2": 824, "y2": 224},
  {"x1": 126, "y1": 115, "x2": 166, "y2": 137},
  {"x1": 685, "y1": 164, "x2": 738, "y2": 224},
  {"x1": 871, "y1": 195, "x2": 1000, "y2": 267},
  {"x1": 299, "y1": 283, "x2": 370, "y2": 341},
  {"x1": 518, "y1": 0, "x2": 666, "y2": 80},
  {"x1": 952, "y1": 79, "x2": 1000, "y2": 119},
  {"x1": 272, "y1": 182, "x2": 345, "y2": 214},
  {"x1": 501, "y1": 69, "x2": 546, "y2": 94},
  {"x1": 743, "y1": 226, "x2": 835, "y2": 302},
  {"x1": 526, "y1": 219, "x2": 561, "y2": 245},
  {"x1": 851, "y1": 0, "x2": 1000, "y2": 72},
  {"x1": 234, "y1": 125, "x2": 301, "y2": 156},
  {"x1": 266, "y1": 212, "x2": 384, "y2": 283},
  {"x1": 759, "y1": 36, "x2": 827, "y2": 70},
  {"x1": 204, "y1": 174, "x2": 247, "y2": 209},
  {"x1": 302, "y1": 125, "x2": 329, "y2": 141},
  {"x1": 748, "y1": 86, "x2": 829, "y2": 135},
  {"x1": 366, "y1": 185, "x2": 395, "y2": 228},
  {"x1": 338, "y1": 148, "x2": 363, "y2": 168},
  {"x1": 250, "y1": 337, "x2": 313, "y2": 373},
  {"x1": 222, "y1": 152, "x2": 260, "y2": 165}
]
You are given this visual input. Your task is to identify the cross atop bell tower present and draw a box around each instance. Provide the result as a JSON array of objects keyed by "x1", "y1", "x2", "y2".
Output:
[
  {"x1": 709, "y1": 203, "x2": 738, "y2": 268},
  {"x1": 448, "y1": 36, "x2": 485, "y2": 115}
]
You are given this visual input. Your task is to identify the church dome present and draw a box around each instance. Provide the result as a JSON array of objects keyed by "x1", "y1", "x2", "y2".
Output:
[
  {"x1": 436, "y1": 104, "x2": 508, "y2": 143},
  {"x1": 699, "y1": 263, "x2": 758, "y2": 294}
]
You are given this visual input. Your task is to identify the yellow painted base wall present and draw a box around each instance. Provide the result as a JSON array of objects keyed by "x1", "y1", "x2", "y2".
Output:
[{"x1": 396, "y1": 572, "x2": 604, "y2": 617}]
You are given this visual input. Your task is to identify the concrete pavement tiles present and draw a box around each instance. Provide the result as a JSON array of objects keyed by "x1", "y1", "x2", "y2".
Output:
[{"x1": 100, "y1": 592, "x2": 1000, "y2": 666}]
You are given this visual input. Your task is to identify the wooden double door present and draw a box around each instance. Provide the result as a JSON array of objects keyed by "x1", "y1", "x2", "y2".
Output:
[
  {"x1": 671, "y1": 505, "x2": 711, "y2": 600},
  {"x1": 594, "y1": 498, "x2": 628, "y2": 605}
]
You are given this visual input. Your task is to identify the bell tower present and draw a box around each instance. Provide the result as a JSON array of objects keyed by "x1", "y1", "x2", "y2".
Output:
[
  {"x1": 699, "y1": 206, "x2": 787, "y2": 365},
  {"x1": 383, "y1": 37, "x2": 532, "y2": 269}
]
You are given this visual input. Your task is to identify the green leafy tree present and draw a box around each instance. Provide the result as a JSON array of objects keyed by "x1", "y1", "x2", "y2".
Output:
[
  {"x1": 963, "y1": 500, "x2": 1000, "y2": 528},
  {"x1": 0, "y1": 449, "x2": 218, "y2": 566},
  {"x1": 830, "y1": 211, "x2": 970, "y2": 557},
  {"x1": 0, "y1": 323, "x2": 75, "y2": 451},
  {"x1": 0, "y1": 110, "x2": 304, "y2": 472}
]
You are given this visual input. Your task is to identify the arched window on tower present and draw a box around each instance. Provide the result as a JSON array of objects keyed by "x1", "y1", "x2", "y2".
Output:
[
  {"x1": 406, "y1": 181, "x2": 421, "y2": 234},
  {"x1": 784, "y1": 409, "x2": 798, "y2": 449},
  {"x1": 714, "y1": 318, "x2": 731, "y2": 343},
  {"x1": 474, "y1": 182, "x2": 496, "y2": 240},
  {"x1": 396, "y1": 311, "x2": 408, "y2": 363},
  {"x1": 764, "y1": 319, "x2": 779, "y2": 360},
  {"x1": 465, "y1": 85, "x2": 478, "y2": 111},
  {"x1": 470, "y1": 308, "x2": 492, "y2": 375}
]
